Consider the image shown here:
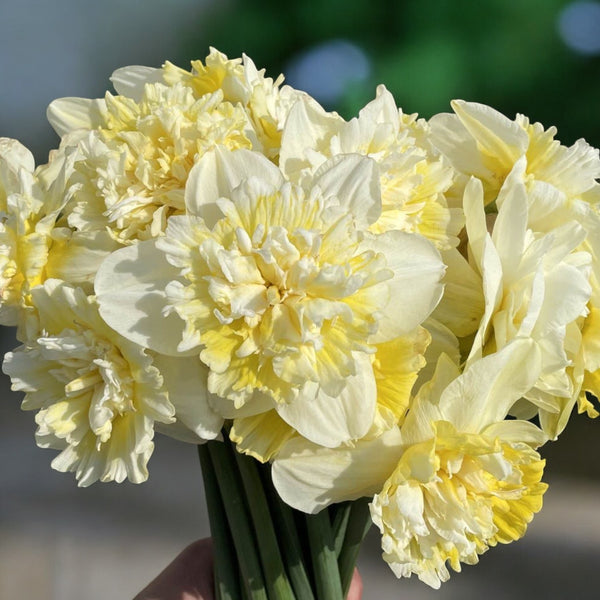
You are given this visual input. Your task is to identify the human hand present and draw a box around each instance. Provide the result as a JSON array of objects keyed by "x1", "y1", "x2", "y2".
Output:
[{"x1": 134, "y1": 537, "x2": 363, "y2": 599}]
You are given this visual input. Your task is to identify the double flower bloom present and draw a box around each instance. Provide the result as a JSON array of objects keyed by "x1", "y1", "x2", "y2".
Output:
[{"x1": 2, "y1": 49, "x2": 599, "y2": 587}]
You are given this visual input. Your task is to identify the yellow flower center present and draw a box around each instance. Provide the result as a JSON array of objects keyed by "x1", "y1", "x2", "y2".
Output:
[
  {"x1": 69, "y1": 83, "x2": 253, "y2": 244},
  {"x1": 163, "y1": 184, "x2": 391, "y2": 404},
  {"x1": 371, "y1": 422, "x2": 547, "y2": 588}
]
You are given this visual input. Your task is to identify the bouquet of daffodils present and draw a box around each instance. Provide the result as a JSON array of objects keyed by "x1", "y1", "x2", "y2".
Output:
[{"x1": 2, "y1": 49, "x2": 599, "y2": 597}]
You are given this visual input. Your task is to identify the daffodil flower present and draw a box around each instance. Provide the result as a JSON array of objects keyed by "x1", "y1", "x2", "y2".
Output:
[
  {"x1": 2, "y1": 279, "x2": 221, "y2": 485},
  {"x1": 95, "y1": 148, "x2": 445, "y2": 449},
  {"x1": 272, "y1": 340, "x2": 547, "y2": 588},
  {"x1": 430, "y1": 99, "x2": 600, "y2": 206},
  {"x1": 463, "y1": 166, "x2": 592, "y2": 437},
  {"x1": 279, "y1": 87, "x2": 463, "y2": 250}
]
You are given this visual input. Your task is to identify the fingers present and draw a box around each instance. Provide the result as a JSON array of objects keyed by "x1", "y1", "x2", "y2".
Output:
[
  {"x1": 347, "y1": 567, "x2": 363, "y2": 600},
  {"x1": 133, "y1": 538, "x2": 214, "y2": 600},
  {"x1": 134, "y1": 538, "x2": 363, "y2": 600}
]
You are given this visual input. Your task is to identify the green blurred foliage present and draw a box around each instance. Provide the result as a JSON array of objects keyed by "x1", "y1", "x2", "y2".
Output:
[{"x1": 181, "y1": 0, "x2": 600, "y2": 147}]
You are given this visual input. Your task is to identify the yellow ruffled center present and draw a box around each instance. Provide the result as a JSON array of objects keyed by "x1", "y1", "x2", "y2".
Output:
[
  {"x1": 69, "y1": 83, "x2": 253, "y2": 244},
  {"x1": 370, "y1": 421, "x2": 547, "y2": 588},
  {"x1": 163, "y1": 184, "x2": 391, "y2": 405},
  {"x1": 34, "y1": 326, "x2": 136, "y2": 445}
]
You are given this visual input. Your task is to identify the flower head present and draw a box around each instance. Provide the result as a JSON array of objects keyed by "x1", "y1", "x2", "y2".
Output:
[
  {"x1": 3, "y1": 280, "x2": 176, "y2": 485},
  {"x1": 0, "y1": 139, "x2": 118, "y2": 337},
  {"x1": 52, "y1": 83, "x2": 255, "y2": 244},
  {"x1": 162, "y1": 48, "x2": 300, "y2": 159},
  {"x1": 280, "y1": 87, "x2": 463, "y2": 250},
  {"x1": 430, "y1": 99, "x2": 600, "y2": 206},
  {"x1": 46, "y1": 50, "x2": 301, "y2": 245},
  {"x1": 272, "y1": 340, "x2": 547, "y2": 587},
  {"x1": 371, "y1": 420, "x2": 546, "y2": 588},
  {"x1": 0, "y1": 139, "x2": 52, "y2": 329},
  {"x1": 96, "y1": 148, "x2": 444, "y2": 447},
  {"x1": 462, "y1": 170, "x2": 592, "y2": 437}
]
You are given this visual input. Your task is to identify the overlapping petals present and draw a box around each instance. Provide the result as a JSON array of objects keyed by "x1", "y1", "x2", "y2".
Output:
[
  {"x1": 2, "y1": 280, "x2": 175, "y2": 485},
  {"x1": 2, "y1": 50, "x2": 599, "y2": 591},
  {"x1": 280, "y1": 87, "x2": 463, "y2": 250},
  {"x1": 273, "y1": 341, "x2": 547, "y2": 587},
  {"x1": 96, "y1": 148, "x2": 445, "y2": 450}
]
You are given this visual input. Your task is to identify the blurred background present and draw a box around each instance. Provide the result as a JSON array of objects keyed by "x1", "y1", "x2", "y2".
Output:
[{"x1": 1, "y1": 0, "x2": 600, "y2": 598}]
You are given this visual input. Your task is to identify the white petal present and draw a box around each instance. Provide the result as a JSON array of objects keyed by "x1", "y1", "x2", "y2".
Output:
[
  {"x1": 184, "y1": 147, "x2": 284, "y2": 226},
  {"x1": 414, "y1": 320, "x2": 460, "y2": 394},
  {"x1": 491, "y1": 159, "x2": 529, "y2": 281},
  {"x1": 463, "y1": 177, "x2": 487, "y2": 271},
  {"x1": 46, "y1": 97, "x2": 106, "y2": 136},
  {"x1": 45, "y1": 230, "x2": 119, "y2": 284},
  {"x1": 451, "y1": 100, "x2": 528, "y2": 167},
  {"x1": 429, "y1": 112, "x2": 492, "y2": 180},
  {"x1": 271, "y1": 427, "x2": 403, "y2": 513},
  {"x1": 95, "y1": 241, "x2": 187, "y2": 355},
  {"x1": 402, "y1": 353, "x2": 459, "y2": 446},
  {"x1": 110, "y1": 66, "x2": 163, "y2": 101},
  {"x1": 534, "y1": 262, "x2": 591, "y2": 336},
  {"x1": 0, "y1": 137, "x2": 35, "y2": 173},
  {"x1": 152, "y1": 354, "x2": 223, "y2": 441},
  {"x1": 482, "y1": 420, "x2": 547, "y2": 447},
  {"x1": 474, "y1": 235, "x2": 504, "y2": 352},
  {"x1": 432, "y1": 248, "x2": 484, "y2": 338},
  {"x1": 276, "y1": 353, "x2": 377, "y2": 447},
  {"x1": 312, "y1": 154, "x2": 381, "y2": 227},
  {"x1": 441, "y1": 339, "x2": 542, "y2": 432},
  {"x1": 279, "y1": 96, "x2": 343, "y2": 176},
  {"x1": 364, "y1": 231, "x2": 445, "y2": 341},
  {"x1": 358, "y1": 85, "x2": 399, "y2": 130}
]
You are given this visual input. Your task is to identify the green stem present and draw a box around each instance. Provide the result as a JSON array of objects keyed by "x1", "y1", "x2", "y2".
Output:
[
  {"x1": 306, "y1": 508, "x2": 344, "y2": 600},
  {"x1": 338, "y1": 497, "x2": 372, "y2": 598},
  {"x1": 260, "y1": 467, "x2": 316, "y2": 600},
  {"x1": 331, "y1": 502, "x2": 352, "y2": 558},
  {"x1": 207, "y1": 439, "x2": 268, "y2": 600},
  {"x1": 234, "y1": 450, "x2": 296, "y2": 600},
  {"x1": 197, "y1": 444, "x2": 242, "y2": 600}
]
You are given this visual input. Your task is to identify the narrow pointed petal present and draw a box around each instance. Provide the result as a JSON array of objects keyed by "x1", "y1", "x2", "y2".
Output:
[{"x1": 451, "y1": 100, "x2": 528, "y2": 168}]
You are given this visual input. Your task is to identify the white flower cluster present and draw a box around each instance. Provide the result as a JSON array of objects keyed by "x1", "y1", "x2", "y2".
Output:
[{"x1": 1, "y1": 49, "x2": 599, "y2": 587}]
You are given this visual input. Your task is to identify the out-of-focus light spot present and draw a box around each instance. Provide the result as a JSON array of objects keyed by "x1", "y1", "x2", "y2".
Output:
[
  {"x1": 285, "y1": 40, "x2": 371, "y2": 105},
  {"x1": 558, "y1": 1, "x2": 600, "y2": 55}
]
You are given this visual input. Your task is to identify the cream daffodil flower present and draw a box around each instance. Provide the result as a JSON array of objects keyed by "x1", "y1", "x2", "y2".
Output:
[
  {"x1": 49, "y1": 84, "x2": 255, "y2": 245},
  {"x1": 45, "y1": 50, "x2": 302, "y2": 246},
  {"x1": 0, "y1": 139, "x2": 119, "y2": 337},
  {"x1": 2, "y1": 279, "x2": 221, "y2": 486},
  {"x1": 279, "y1": 86, "x2": 463, "y2": 250},
  {"x1": 463, "y1": 167, "x2": 592, "y2": 437},
  {"x1": 0, "y1": 138, "x2": 49, "y2": 329},
  {"x1": 3, "y1": 280, "x2": 174, "y2": 486},
  {"x1": 160, "y1": 48, "x2": 301, "y2": 160},
  {"x1": 96, "y1": 148, "x2": 445, "y2": 449},
  {"x1": 430, "y1": 101, "x2": 600, "y2": 424},
  {"x1": 430, "y1": 99, "x2": 600, "y2": 206},
  {"x1": 486, "y1": 146, "x2": 600, "y2": 420},
  {"x1": 272, "y1": 340, "x2": 547, "y2": 588}
]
